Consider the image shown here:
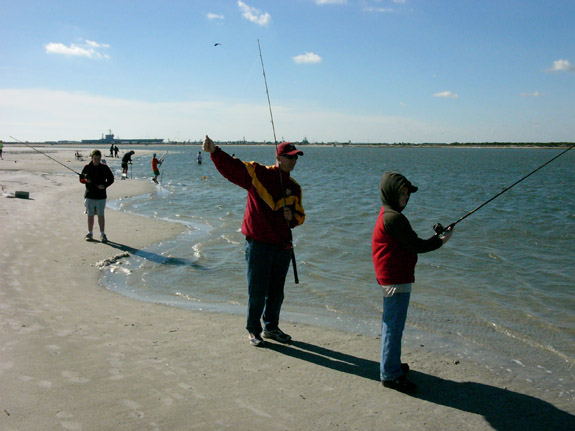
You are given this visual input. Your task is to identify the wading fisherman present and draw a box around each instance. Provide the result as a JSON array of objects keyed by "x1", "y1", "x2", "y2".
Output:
[
  {"x1": 202, "y1": 135, "x2": 305, "y2": 347},
  {"x1": 151, "y1": 153, "x2": 162, "y2": 184},
  {"x1": 80, "y1": 150, "x2": 115, "y2": 243},
  {"x1": 372, "y1": 172, "x2": 453, "y2": 394},
  {"x1": 121, "y1": 150, "x2": 135, "y2": 179}
]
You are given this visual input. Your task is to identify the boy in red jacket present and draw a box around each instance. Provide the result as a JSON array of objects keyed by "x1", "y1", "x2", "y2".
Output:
[
  {"x1": 372, "y1": 172, "x2": 452, "y2": 393},
  {"x1": 203, "y1": 135, "x2": 305, "y2": 347}
]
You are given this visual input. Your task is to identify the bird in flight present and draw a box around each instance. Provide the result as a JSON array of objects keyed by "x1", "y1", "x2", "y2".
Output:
[{"x1": 214, "y1": 43, "x2": 222, "y2": 46}]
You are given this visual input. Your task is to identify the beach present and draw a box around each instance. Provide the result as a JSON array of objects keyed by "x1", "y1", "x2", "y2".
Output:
[{"x1": 1, "y1": 148, "x2": 573, "y2": 431}]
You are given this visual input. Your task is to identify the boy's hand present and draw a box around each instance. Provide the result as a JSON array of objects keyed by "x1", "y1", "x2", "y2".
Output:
[{"x1": 440, "y1": 226, "x2": 453, "y2": 244}]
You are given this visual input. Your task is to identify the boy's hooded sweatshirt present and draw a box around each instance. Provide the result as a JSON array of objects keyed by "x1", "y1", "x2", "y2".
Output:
[{"x1": 372, "y1": 172, "x2": 442, "y2": 285}]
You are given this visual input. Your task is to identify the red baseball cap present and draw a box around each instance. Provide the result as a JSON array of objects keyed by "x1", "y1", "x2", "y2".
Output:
[{"x1": 276, "y1": 142, "x2": 304, "y2": 157}]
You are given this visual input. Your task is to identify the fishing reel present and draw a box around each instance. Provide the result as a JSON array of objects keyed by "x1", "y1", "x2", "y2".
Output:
[{"x1": 433, "y1": 223, "x2": 445, "y2": 235}]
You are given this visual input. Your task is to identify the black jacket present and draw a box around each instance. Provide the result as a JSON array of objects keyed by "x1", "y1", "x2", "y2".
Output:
[{"x1": 80, "y1": 162, "x2": 114, "y2": 199}]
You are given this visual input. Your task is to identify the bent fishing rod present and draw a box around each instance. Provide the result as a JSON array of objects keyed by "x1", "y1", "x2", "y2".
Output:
[
  {"x1": 434, "y1": 144, "x2": 574, "y2": 234},
  {"x1": 10, "y1": 136, "x2": 83, "y2": 176},
  {"x1": 258, "y1": 39, "x2": 300, "y2": 284}
]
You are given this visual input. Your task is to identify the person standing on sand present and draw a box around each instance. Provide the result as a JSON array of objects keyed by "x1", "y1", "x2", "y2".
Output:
[
  {"x1": 202, "y1": 135, "x2": 305, "y2": 347},
  {"x1": 372, "y1": 172, "x2": 453, "y2": 394},
  {"x1": 80, "y1": 149, "x2": 114, "y2": 243},
  {"x1": 151, "y1": 153, "x2": 162, "y2": 184},
  {"x1": 114, "y1": 145, "x2": 119, "y2": 158}
]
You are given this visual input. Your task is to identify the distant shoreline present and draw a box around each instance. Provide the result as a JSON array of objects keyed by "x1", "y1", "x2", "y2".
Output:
[{"x1": 3, "y1": 141, "x2": 573, "y2": 149}]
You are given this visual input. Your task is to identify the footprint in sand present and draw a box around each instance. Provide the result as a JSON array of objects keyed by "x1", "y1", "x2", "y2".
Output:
[
  {"x1": 122, "y1": 399, "x2": 145, "y2": 419},
  {"x1": 61, "y1": 370, "x2": 90, "y2": 383},
  {"x1": 56, "y1": 411, "x2": 82, "y2": 430},
  {"x1": 38, "y1": 380, "x2": 53, "y2": 389},
  {"x1": 45, "y1": 344, "x2": 61, "y2": 355}
]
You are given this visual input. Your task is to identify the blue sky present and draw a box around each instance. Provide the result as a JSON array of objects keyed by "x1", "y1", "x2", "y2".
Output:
[{"x1": 1, "y1": 0, "x2": 574, "y2": 143}]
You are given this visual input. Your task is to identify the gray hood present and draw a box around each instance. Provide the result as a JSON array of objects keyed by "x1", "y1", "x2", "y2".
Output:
[{"x1": 379, "y1": 172, "x2": 418, "y2": 212}]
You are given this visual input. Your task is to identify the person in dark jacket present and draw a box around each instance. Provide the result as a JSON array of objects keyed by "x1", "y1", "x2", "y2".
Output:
[
  {"x1": 372, "y1": 172, "x2": 453, "y2": 394},
  {"x1": 121, "y1": 151, "x2": 135, "y2": 179},
  {"x1": 202, "y1": 135, "x2": 305, "y2": 347},
  {"x1": 80, "y1": 150, "x2": 115, "y2": 243}
]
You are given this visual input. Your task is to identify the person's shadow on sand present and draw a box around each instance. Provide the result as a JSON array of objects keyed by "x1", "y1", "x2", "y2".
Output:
[
  {"x1": 104, "y1": 240, "x2": 205, "y2": 268},
  {"x1": 266, "y1": 340, "x2": 575, "y2": 431}
]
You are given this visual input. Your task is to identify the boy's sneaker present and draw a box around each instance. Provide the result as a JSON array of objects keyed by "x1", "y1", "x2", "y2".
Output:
[
  {"x1": 262, "y1": 328, "x2": 292, "y2": 343},
  {"x1": 249, "y1": 333, "x2": 265, "y2": 347},
  {"x1": 85, "y1": 233, "x2": 93, "y2": 241},
  {"x1": 101, "y1": 234, "x2": 108, "y2": 243},
  {"x1": 382, "y1": 375, "x2": 417, "y2": 394}
]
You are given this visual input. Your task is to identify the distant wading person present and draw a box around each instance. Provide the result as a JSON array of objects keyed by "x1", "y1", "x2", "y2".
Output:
[
  {"x1": 202, "y1": 135, "x2": 305, "y2": 347},
  {"x1": 80, "y1": 150, "x2": 115, "y2": 243},
  {"x1": 151, "y1": 153, "x2": 162, "y2": 184},
  {"x1": 121, "y1": 150, "x2": 135, "y2": 179},
  {"x1": 372, "y1": 172, "x2": 453, "y2": 394}
]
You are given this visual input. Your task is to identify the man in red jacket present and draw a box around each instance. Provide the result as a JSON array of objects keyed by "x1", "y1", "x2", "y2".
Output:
[
  {"x1": 372, "y1": 172, "x2": 452, "y2": 393},
  {"x1": 202, "y1": 135, "x2": 305, "y2": 347}
]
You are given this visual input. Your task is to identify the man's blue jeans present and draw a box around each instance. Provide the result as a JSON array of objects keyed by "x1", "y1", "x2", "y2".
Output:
[
  {"x1": 245, "y1": 239, "x2": 292, "y2": 335},
  {"x1": 380, "y1": 292, "x2": 411, "y2": 381}
]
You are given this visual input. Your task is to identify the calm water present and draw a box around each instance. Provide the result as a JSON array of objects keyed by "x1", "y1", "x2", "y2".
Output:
[{"x1": 103, "y1": 146, "x2": 574, "y2": 399}]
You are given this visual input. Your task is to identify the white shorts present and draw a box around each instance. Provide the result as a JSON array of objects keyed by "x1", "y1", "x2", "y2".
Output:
[{"x1": 84, "y1": 198, "x2": 106, "y2": 216}]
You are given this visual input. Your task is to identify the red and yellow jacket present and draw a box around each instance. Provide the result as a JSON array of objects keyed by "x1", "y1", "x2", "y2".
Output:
[{"x1": 210, "y1": 147, "x2": 305, "y2": 246}]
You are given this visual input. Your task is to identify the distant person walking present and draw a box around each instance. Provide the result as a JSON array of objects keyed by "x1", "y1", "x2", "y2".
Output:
[
  {"x1": 80, "y1": 149, "x2": 114, "y2": 243},
  {"x1": 203, "y1": 135, "x2": 305, "y2": 347},
  {"x1": 109, "y1": 144, "x2": 114, "y2": 158},
  {"x1": 121, "y1": 151, "x2": 135, "y2": 179},
  {"x1": 151, "y1": 153, "x2": 162, "y2": 184},
  {"x1": 197, "y1": 151, "x2": 203, "y2": 165},
  {"x1": 114, "y1": 145, "x2": 119, "y2": 158},
  {"x1": 0, "y1": 140, "x2": 3, "y2": 160},
  {"x1": 372, "y1": 172, "x2": 453, "y2": 394}
]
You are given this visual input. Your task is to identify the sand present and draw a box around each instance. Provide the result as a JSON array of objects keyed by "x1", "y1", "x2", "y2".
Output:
[{"x1": 1, "y1": 147, "x2": 573, "y2": 431}]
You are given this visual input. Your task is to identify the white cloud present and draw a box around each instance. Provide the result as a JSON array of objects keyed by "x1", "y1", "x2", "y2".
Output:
[
  {"x1": 547, "y1": 59, "x2": 574, "y2": 72},
  {"x1": 293, "y1": 52, "x2": 322, "y2": 64},
  {"x1": 207, "y1": 13, "x2": 224, "y2": 20},
  {"x1": 45, "y1": 40, "x2": 110, "y2": 59},
  {"x1": 519, "y1": 91, "x2": 544, "y2": 97},
  {"x1": 315, "y1": 0, "x2": 347, "y2": 4},
  {"x1": 433, "y1": 91, "x2": 459, "y2": 99},
  {"x1": 237, "y1": 1, "x2": 271, "y2": 26}
]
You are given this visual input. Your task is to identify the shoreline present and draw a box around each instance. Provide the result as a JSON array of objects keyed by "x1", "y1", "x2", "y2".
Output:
[
  {"x1": 3, "y1": 142, "x2": 573, "y2": 150},
  {"x1": 1, "y1": 149, "x2": 574, "y2": 430}
]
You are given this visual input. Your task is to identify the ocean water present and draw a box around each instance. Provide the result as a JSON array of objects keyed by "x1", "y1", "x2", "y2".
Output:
[{"x1": 103, "y1": 146, "x2": 574, "y2": 400}]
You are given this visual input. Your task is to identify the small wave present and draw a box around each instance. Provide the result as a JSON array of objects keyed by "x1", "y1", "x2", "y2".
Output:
[{"x1": 489, "y1": 321, "x2": 574, "y2": 365}]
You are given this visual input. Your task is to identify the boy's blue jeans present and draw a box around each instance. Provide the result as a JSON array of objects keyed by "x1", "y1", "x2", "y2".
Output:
[
  {"x1": 380, "y1": 292, "x2": 411, "y2": 381},
  {"x1": 245, "y1": 239, "x2": 292, "y2": 335}
]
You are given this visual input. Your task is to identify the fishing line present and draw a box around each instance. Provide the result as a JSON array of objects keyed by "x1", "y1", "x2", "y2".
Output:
[
  {"x1": 257, "y1": 39, "x2": 299, "y2": 284},
  {"x1": 10, "y1": 135, "x2": 82, "y2": 176},
  {"x1": 434, "y1": 144, "x2": 574, "y2": 234}
]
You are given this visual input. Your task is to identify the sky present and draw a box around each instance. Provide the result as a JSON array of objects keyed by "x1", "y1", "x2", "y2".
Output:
[{"x1": 1, "y1": 0, "x2": 574, "y2": 143}]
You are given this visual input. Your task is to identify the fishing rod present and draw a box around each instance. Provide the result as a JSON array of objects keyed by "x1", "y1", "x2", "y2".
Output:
[
  {"x1": 434, "y1": 144, "x2": 574, "y2": 234},
  {"x1": 10, "y1": 135, "x2": 82, "y2": 176},
  {"x1": 159, "y1": 151, "x2": 168, "y2": 185},
  {"x1": 257, "y1": 39, "x2": 299, "y2": 284}
]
